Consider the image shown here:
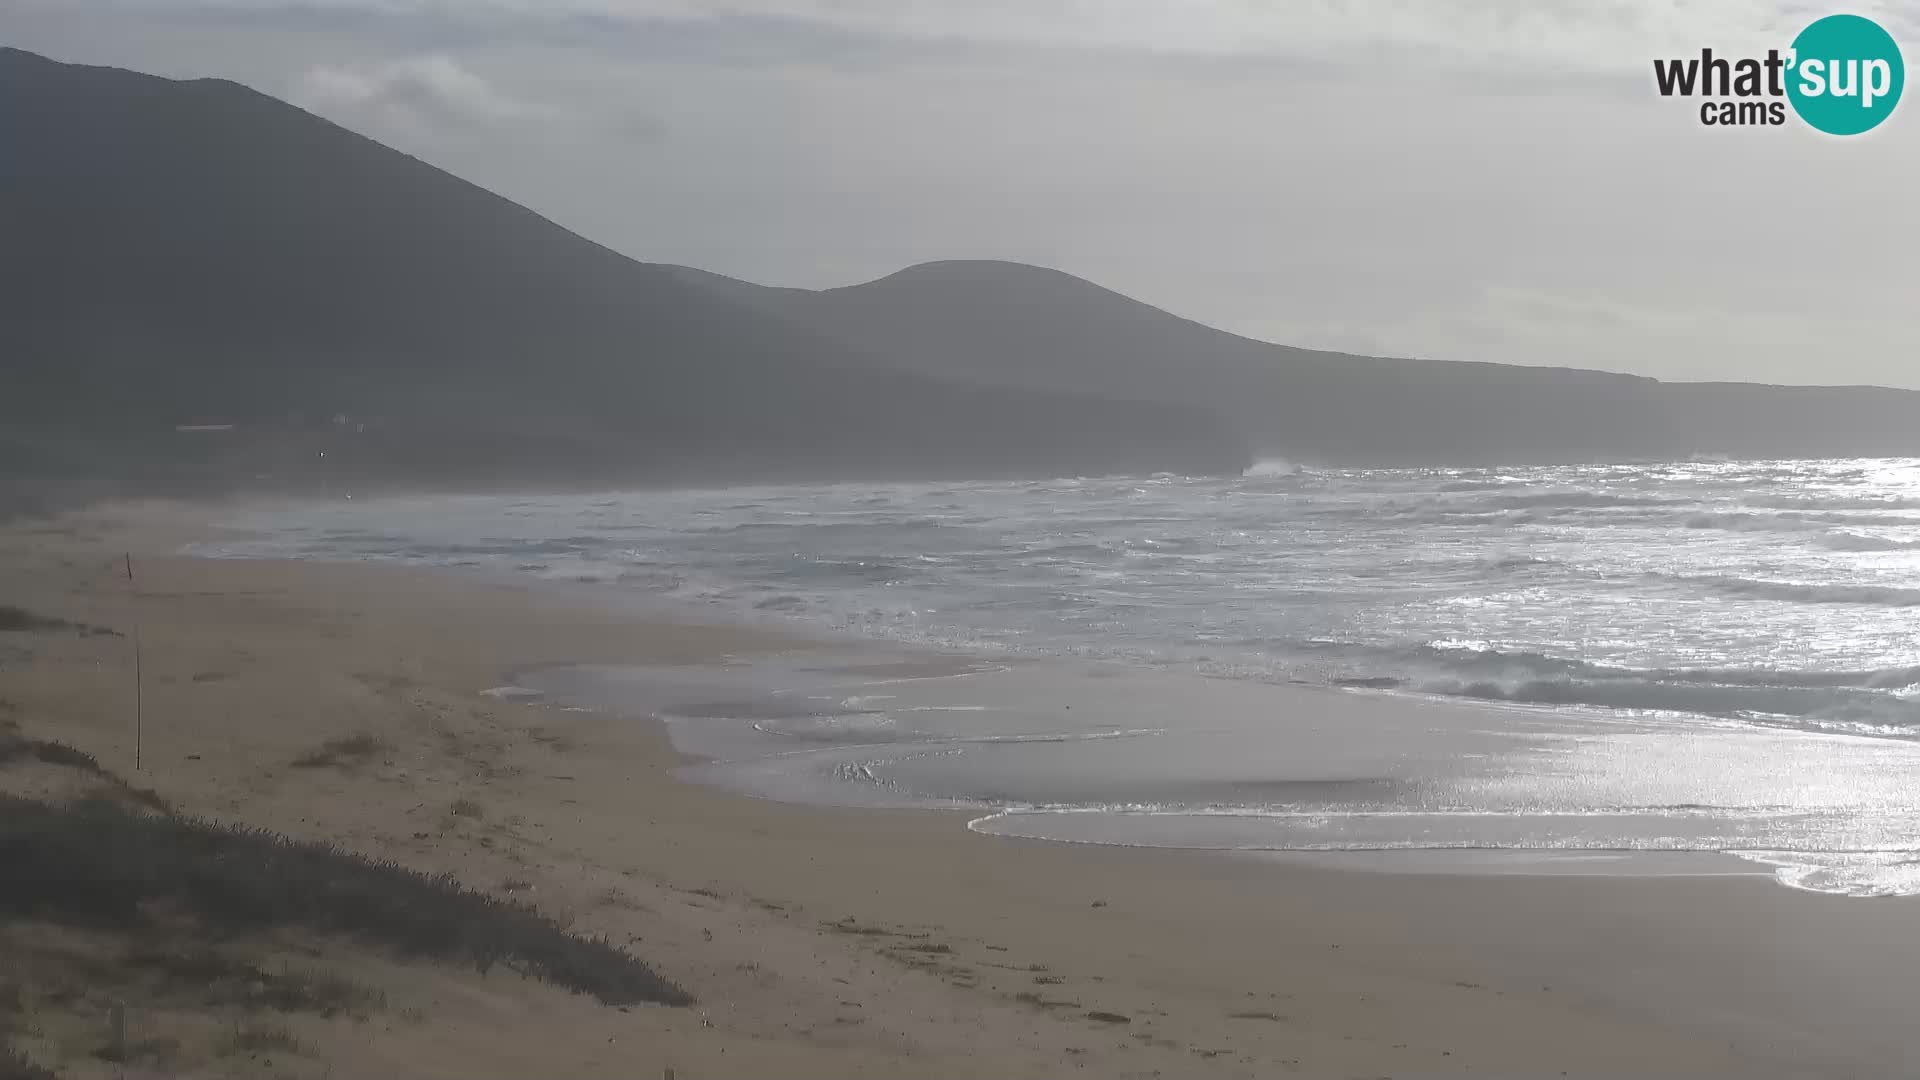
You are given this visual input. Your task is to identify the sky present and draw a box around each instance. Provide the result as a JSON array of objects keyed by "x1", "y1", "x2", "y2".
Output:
[{"x1": 6, "y1": 0, "x2": 1918, "y2": 387}]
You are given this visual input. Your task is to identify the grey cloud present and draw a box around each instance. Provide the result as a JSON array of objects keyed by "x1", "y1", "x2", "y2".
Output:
[
  {"x1": 15, "y1": 0, "x2": 1891, "y2": 70},
  {"x1": 296, "y1": 53, "x2": 538, "y2": 126}
]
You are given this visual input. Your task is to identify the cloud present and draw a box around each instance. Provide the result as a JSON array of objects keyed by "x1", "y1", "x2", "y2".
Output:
[
  {"x1": 290, "y1": 50, "x2": 668, "y2": 146},
  {"x1": 30, "y1": 0, "x2": 1904, "y2": 73},
  {"x1": 295, "y1": 53, "x2": 538, "y2": 127},
  {"x1": 9, "y1": 0, "x2": 1919, "y2": 388}
]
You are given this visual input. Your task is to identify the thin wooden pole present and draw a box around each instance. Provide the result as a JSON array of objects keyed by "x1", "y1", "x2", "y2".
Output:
[
  {"x1": 108, "y1": 1001, "x2": 127, "y2": 1062},
  {"x1": 127, "y1": 553, "x2": 141, "y2": 771},
  {"x1": 133, "y1": 628, "x2": 142, "y2": 772}
]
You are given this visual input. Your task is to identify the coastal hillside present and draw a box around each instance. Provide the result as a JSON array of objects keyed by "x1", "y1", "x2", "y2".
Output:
[
  {"x1": 0, "y1": 47, "x2": 1247, "y2": 506},
  {"x1": 676, "y1": 259, "x2": 1920, "y2": 464},
  {"x1": 6, "y1": 43, "x2": 1911, "y2": 512}
]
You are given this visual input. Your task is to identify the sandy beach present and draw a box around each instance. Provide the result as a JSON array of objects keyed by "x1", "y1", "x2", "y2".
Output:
[{"x1": 4, "y1": 501, "x2": 1919, "y2": 1079}]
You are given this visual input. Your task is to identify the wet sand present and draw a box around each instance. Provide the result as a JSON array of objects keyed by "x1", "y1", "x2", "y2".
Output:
[
  {"x1": 529, "y1": 650, "x2": 1920, "y2": 896},
  {"x1": 2, "y1": 501, "x2": 1918, "y2": 1077}
]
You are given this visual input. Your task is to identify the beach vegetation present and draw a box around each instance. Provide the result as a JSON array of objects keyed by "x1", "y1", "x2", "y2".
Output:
[
  {"x1": 289, "y1": 732, "x2": 389, "y2": 770},
  {"x1": 0, "y1": 794, "x2": 690, "y2": 1007},
  {"x1": 0, "y1": 1041, "x2": 58, "y2": 1080},
  {"x1": 0, "y1": 606, "x2": 117, "y2": 637}
]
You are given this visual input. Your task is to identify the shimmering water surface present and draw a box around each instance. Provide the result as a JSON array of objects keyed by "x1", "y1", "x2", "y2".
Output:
[{"x1": 200, "y1": 459, "x2": 1920, "y2": 894}]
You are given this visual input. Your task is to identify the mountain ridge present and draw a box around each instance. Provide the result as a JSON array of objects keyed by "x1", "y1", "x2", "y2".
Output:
[
  {"x1": 747, "y1": 257, "x2": 1911, "y2": 391},
  {"x1": 0, "y1": 46, "x2": 1247, "y2": 508},
  {"x1": 6, "y1": 42, "x2": 1916, "y2": 515},
  {"x1": 670, "y1": 259, "x2": 1920, "y2": 464}
]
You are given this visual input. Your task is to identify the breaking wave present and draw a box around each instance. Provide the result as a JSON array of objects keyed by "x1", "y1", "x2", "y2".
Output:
[
  {"x1": 1815, "y1": 532, "x2": 1920, "y2": 552},
  {"x1": 197, "y1": 455, "x2": 1920, "y2": 744},
  {"x1": 1335, "y1": 644, "x2": 1920, "y2": 732},
  {"x1": 1679, "y1": 576, "x2": 1920, "y2": 607},
  {"x1": 1683, "y1": 511, "x2": 1820, "y2": 532}
]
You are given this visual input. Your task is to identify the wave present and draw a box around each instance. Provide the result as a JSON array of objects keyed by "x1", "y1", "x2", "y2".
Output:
[
  {"x1": 693, "y1": 518, "x2": 972, "y2": 535},
  {"x1": 1681, "y1": 510, "x2": 1920, "y2": 535},
  {"x1": 1738, "y1": 852, "x2": 1920, "y2": 898},
  {"x1": 752, "y1": 594, "x2": 809, "y2": 610},
  {"x1": 1330, "y1": 643, "x2": 1920, "y2": 729},
  {"x1": 770, "y1": 559, "x2": 920, "y2": 584},
  {"x1": 1347, "y1": 492, "x2": 1682, "y2": 525},
  {"x1": 1241, "y1": 458, "x2": 1298, "y2": 478},
  {"x1": 1683, "y1": 512, "x2": 1819, "y2": 532},
  {"x1": 1749, "y1": 495, "x2": 1920, "y2": 511},
  {"x1": 1674, "y1": 664, "x2": 1920, "y2": 691},
  {"x1": 212, "y1": 463, "x2": 1920, "y2": 742},
  {"x1": 1477, "y1": 554, "x2": 1555, "y2": 572},
  {"x1": 1790, "y1": 511, "x2": 1920, "y2": 527},
  {"x1": 1390, "y1": 644, "x2": 1920, "y2": 690},
  {"x1": 1815, "y1": 532, "x2": 1920, "y2": 552},
  {"x1": 1419, "y1": 678, "x2": 1920, "y2": 730},
  {"x1": 1021, "y1": 541, "x2": 1125, "y2": 561},
  {"x1": 1236, "y1": 478, "x2": 1318, "y2": 494},
  {"x1": 1479, "y1": 490, "x2": 1684, "y2": 510},
  {"x1": 1677, "y1": 575, "x2": 1920, "y2": 607},
  {"x1": 1360, "y1": 507, "x2": 1536, "y2": 525}
]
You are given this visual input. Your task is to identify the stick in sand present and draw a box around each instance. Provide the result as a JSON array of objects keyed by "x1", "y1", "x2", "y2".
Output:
[{"x1": 127, "y1": 553, "x2": 141, "y2": 771}]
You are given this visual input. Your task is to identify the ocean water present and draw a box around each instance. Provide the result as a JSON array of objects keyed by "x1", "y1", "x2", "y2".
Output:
[{"x1": 198, "y1": 458, "x2": 1920, "y2": 894}]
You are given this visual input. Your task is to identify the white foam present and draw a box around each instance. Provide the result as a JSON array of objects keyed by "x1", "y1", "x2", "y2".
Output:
[{"x1": 480, "y1": 685, "x2": 544, "y2": 701}]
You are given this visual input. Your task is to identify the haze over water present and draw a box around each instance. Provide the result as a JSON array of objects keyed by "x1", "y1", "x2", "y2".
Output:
[{"x1": 203, "y1": 458, "x2": 1920, "y2": 895}]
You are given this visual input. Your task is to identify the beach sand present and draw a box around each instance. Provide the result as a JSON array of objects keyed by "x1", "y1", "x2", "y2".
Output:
[{"x1": 3, "y1": 501, "x2": 1918, "y2": 1078}]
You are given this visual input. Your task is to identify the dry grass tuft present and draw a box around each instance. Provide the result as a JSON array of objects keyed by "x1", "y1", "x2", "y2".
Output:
[{"x1": 289, "y1": 733, "x2": 389, "y2": 770}]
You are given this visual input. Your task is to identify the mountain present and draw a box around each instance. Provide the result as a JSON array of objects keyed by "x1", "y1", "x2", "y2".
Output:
[
  {"x1": 0, "y1": 47, "x2": 1247, "y2": 508},
  {"x1": 675, "y1": 260, "x2": 1920, "y2": 465},
  {"x1": 6, "y1": 44, "x2": 1912, "y2": 517}
]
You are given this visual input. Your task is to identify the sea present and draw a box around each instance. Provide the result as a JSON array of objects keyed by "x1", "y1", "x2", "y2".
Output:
[{"x1": 196, "y1": 457, "x2": 1920, "y2": 896}]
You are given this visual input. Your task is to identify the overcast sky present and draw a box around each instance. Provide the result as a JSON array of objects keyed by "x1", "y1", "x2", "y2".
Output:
[{"x1": 7, "y1": 1, "x2": 1917, "y2": 387}]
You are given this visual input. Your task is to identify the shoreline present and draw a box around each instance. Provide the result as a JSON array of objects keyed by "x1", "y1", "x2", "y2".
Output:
[
  {"x1": 186, "y1": 472, "x2": 1920, "y2": 753},
  {"x1": 512, "y1": 630, "x2": 1920, "y2": 900},
  {"x1": 3, "y1": 500, "x2": 1918, "y2": 1077}
]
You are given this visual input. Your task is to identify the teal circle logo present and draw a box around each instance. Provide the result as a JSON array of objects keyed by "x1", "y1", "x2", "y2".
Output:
[{"x1": 1786, "y1": 14, "x2": 1905, "y2": 135}]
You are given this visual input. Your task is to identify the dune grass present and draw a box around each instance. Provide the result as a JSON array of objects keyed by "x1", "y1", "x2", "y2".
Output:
[
  {"x1": 0, "y1": 1041, "x2": 59, "y2": 1080},
  {"x1": 0, "y1": 736, "x2": 101, "y2": 772},
  {"x1": 119, "y1": 943, "x2": 387, "y2": 1019},
  {"x1": 0, "y1": 794, "x2": 689, "y2": 1008},
  {"x1": 0, "y1": 606, "x2": 117, "y2": 637},
  {"x1": 0, "y1": 606, "x2": 69, "y2": 633},
  {"x1": 289, "y1": 732, "x2": 389, "y2": 770},
  {"x1": 0, "y1": 734, "x2": 168, "y2": 813}
]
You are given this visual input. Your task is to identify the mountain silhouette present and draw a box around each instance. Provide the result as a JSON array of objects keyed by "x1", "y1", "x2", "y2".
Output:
[
  {"x1": 6, "y1": 44, "x2": 1916, "y2": 516},
  {"x1": 676, "y1": 259, "x2": 1920, "y2": 465},
  {"x1": 0, "y1": 47, "x2": 1246, "y2": 508}
]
